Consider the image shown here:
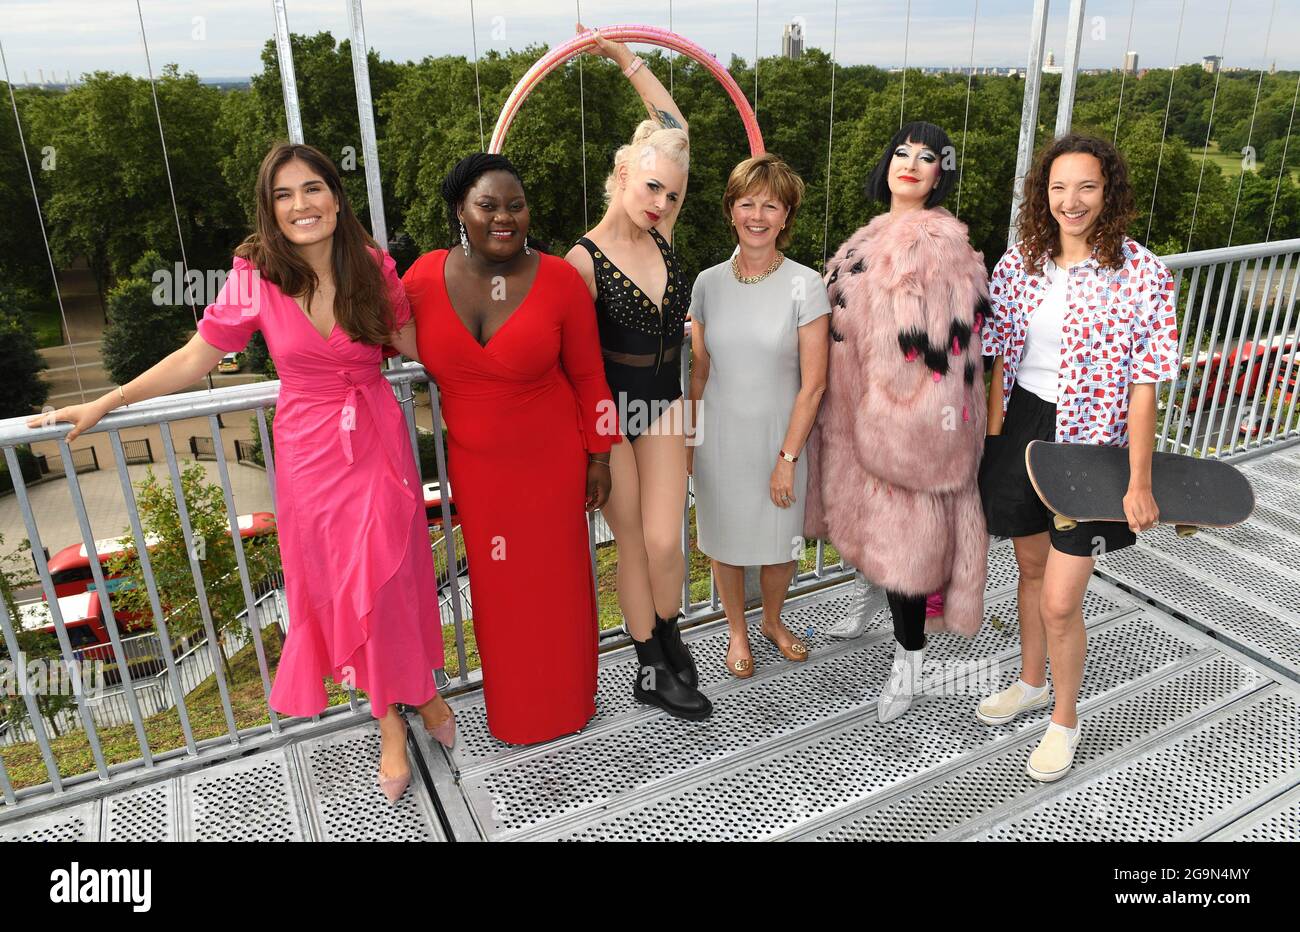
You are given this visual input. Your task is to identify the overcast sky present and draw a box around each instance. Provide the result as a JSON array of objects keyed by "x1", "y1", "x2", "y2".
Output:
[{"x1": 2, "y1": 0, "x2": 1297, "y2": 84}]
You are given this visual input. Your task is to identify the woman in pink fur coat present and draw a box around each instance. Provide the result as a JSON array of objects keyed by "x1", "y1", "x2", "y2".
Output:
[{"x1": 804, "y1": 121, "x2": 990, "y2": 724}]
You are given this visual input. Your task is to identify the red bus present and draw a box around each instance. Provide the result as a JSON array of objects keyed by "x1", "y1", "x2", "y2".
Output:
[
  {"x1": 17, "y1": 590, "x2": 113, "y2": 649},
  {"x1": 423, "y1": 480, "x2": 459, "y2": 529},
  {"x1": 44, "y1": 512, "x2": 277, "y2": 599}
]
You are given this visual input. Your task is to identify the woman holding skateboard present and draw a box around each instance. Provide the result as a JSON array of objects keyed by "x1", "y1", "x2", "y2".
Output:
[{"x1": 978, "y1": 133, "x2": 1179, "y2": 781}]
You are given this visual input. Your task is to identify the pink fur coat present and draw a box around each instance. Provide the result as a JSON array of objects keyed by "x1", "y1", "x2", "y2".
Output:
[{"x1": 803, "y1": 207, "x2": 990, "y2": 636}]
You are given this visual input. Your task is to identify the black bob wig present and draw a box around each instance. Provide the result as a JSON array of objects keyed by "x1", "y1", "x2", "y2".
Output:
[{"x1": 865, "y1": 121, "x2": 958, "y2": 208}]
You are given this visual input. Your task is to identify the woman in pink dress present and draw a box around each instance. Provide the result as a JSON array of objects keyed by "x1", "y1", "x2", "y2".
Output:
[{"x1": 30, "y1": 143, "x2": 453, "y2": 804}]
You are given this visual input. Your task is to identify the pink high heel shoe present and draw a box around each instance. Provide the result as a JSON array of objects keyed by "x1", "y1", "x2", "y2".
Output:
[
  {"x1": 377, "y1": 766, "x2": 410, "y2": 805},
  {"x1": 425, "y1": 704, "x2": 457, "y2": 750},
  {"x1": 378, "y1": 720, "x2": 411, "y2": 804}
]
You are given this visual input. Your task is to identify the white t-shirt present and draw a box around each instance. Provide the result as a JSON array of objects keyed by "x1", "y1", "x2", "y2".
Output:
[{"x1": 1016, "y1": 260, "x2": 1067, "y2": 403}]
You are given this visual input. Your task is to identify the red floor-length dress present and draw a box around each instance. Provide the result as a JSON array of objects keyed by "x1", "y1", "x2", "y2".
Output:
[
  {"x1": 403, "y1": 250, "x2": 617, "y2": 745},
  {"x1": 197, "y1": 250, "x2": 445, "y2": 718}
]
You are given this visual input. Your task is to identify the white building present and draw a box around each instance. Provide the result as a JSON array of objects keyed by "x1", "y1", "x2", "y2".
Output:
[{"x1": 781, "y1": 21, "x2": 804, "y2": 60}]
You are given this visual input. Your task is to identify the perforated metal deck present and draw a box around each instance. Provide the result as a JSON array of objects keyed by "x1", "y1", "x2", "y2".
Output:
[
  {"x1": 4, "y1": 444, "x2": 1298, "y2": 842},
  {"x1": 1, "y1": 720, "x2": 449, "y2": 842}
]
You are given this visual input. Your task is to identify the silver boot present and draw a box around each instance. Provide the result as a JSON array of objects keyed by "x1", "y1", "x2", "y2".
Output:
[
  {"x1": 877, "y1": 640, "x2": 925, "y2": 723},
  {"x1": 827, "y1": 571, "x2": 886, "y2": 639}
]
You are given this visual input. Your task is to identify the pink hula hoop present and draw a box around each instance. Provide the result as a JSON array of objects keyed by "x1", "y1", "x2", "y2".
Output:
[{"x1": 488, "y1": 25, "x2": 764, "y2": 157}]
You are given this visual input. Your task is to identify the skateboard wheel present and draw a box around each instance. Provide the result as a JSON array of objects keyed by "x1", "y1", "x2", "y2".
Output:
[
  {"x1": 1175, "y1": 524, "x2": 1199, "y2": 538},
  {"x1": 1053, "y1": 514, "x2": 1078, "y2": 532}
]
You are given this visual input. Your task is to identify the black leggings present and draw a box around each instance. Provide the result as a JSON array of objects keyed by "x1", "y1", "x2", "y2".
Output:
[{"x1": 886, "y1": 591, "x2": 927, "y2": 651}]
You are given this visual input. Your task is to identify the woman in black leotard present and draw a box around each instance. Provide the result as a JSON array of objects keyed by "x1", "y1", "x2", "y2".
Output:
[
  {"x1": 565, "y1": 24, "x2": 710, "y2": 721},
  {"x1": 574, "y1": 224, "x2": 688, "y2": 440}
]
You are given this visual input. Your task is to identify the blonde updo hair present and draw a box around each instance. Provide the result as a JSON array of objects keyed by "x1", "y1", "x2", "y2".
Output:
[{"x1": 604, "y1": 119, "x2": 690, "y2": 203}]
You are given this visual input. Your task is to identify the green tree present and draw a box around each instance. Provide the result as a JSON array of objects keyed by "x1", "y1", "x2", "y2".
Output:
[
  {"x1": 0, "y1": 299, "x2": 50, "y2": 417},
  {"x1": 21, "y1": 67, "x2": 243, "y2": 299},
  {"x1": 106, "y1": 463, "x2": 283, "y2": 683},
  {"x1": 100, "y1": 251, "x2": 191, "y2": 385},
  {"x1": 0, "y1": 85, "x2": 58, "y2": 298}
]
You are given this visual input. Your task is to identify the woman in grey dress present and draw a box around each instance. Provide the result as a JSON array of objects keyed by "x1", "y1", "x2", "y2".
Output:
[{"x1": 687, "y1": 154, "x2": 831, "y2": 677}]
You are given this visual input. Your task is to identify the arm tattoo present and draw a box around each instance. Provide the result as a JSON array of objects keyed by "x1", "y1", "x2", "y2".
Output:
[{"x1": 647, "y1": 105, "x2": 683, "y2": 130}]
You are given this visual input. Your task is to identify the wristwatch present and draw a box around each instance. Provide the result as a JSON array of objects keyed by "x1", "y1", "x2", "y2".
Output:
[{"x1": 778, "y1": 449, "x2": 798, "y2": 463}]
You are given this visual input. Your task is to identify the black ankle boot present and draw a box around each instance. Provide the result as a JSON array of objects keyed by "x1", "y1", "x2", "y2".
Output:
[
  {"x1": 654, "y1": 612, "x2": 699, "y2": 689},
  {"x1": 633, "y1": 629, "x2": 712, "y2": 721}
]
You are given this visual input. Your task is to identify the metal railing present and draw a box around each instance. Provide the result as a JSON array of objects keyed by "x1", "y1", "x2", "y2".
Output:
[
  {"x1": 0, "y1": 583, "x2": 289, "y2": 747},
  {"x1": 2, "y1": 0, "x2": 1297, "y2": 822},
  {"x1": 1157, "y1": 238, "x2": 1300, "y2": 457},
  {"x1": 0, "y1": 349, "x2": 852, "y2": 814},
  {"x1": 8, "y1": 232, "x2": 1291, "y2": 813},
  {"x1": 1, "y1": 377, "x2": 301, "y2": 812}
]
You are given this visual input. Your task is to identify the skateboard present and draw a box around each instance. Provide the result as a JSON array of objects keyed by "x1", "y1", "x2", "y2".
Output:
[{"x1": 1025, "y1": 440, "x2": 1255, "y2": 538}]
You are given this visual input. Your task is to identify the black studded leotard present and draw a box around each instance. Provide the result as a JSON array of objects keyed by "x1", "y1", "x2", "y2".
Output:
[{"x1": 576, "y1": 227, "x2": 688, "y2": 441}]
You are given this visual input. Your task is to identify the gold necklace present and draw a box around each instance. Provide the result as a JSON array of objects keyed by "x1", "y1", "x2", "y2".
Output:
[{"x1": 731, "y1": 251, "x2": 784, "y2": 284}]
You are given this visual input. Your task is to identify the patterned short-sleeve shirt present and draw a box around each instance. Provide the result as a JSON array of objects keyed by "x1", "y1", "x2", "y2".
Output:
[{"x1": 982, "y1": 237, "x2": 1179, "y2": 447}]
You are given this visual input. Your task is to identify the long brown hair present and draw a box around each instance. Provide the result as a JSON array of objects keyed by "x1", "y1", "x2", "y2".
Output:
[
  {"x1": 235, "y1": 143, "x2": 392, "y2": 344},
  {"x1": 1017, "y1": 133, "x2": 1135, "y2": 275}
]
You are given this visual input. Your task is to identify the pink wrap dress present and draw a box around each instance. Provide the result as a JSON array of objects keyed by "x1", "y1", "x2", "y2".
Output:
[{"x1": 197, "y1": 250, "x2": 445, "y2": 718}]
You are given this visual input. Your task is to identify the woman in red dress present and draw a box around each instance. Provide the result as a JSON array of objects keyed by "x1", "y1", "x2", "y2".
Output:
[{"x1": 402, "y1": 154, "x2": 617, "y2": 745}]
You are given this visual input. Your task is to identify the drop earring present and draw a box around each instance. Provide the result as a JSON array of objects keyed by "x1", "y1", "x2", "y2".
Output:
[
  {"x1": 459, "y1": 220, "x2": 470, "y2": 257},
  {"x1": 524, "y1": 239, "x2": 531, "y2": 256}
]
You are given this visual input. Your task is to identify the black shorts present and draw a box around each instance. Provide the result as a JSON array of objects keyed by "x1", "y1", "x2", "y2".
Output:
[{"x1": 978, "y1": 383, "x2": 1136, "y2": 558}]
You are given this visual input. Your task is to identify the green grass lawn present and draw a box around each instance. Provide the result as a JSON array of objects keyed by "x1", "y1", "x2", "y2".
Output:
[
  {"x1": 1193, "y1": 140, "x2": 1300, "y2": 184},
  {"x1": 2, "y1": 627, "x2": 298, "y2": 790},
  {"x1": 26, "y1": 304, "x2": 65, "y2": 349},
  {"x1": 594, "y1": 505, "x2": 842, "y2": 629},
  {"x1": 1194, "y1": 140, "x2": 1246, "y2": 177}
]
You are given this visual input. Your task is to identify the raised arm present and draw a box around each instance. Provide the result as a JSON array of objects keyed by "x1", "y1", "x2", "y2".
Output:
[{"x1": 581, "y1": 24, "x2": 688, "y2": 133}]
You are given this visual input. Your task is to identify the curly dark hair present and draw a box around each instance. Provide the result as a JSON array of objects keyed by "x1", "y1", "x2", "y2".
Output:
[{"x1": 1017, "y1": 133, "x2": 1134, "y2": 275}]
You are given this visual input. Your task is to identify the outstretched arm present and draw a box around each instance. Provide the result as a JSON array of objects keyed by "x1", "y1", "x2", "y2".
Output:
[{"x1": 27, "y1": 333, "x2": 227, "y2": 441}]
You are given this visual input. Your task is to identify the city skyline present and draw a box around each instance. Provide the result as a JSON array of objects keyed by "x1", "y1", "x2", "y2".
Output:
[{"x1": 2, "y1": 0, "x2": 1299, "y2": 84}]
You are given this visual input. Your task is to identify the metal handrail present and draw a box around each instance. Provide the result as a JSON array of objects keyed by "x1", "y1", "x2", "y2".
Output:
[
  {"x1": 1160, "y1": 238, "x2": 1300, "y2": 271},
  {"x1": 3, "y1": 230, "x2": 1296, "y2": 811},
  {"x1": 1154, "y1": 239, "x2": 1300, "y2": 456}
]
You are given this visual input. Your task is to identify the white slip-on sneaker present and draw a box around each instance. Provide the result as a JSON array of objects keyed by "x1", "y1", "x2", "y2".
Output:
[
  {"x1": 1027, "y1": 721, "x2": 1082, "y2": 782},
  {"x1": 976, "y1": 680, "x2": 1052, "y2": 725}
]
